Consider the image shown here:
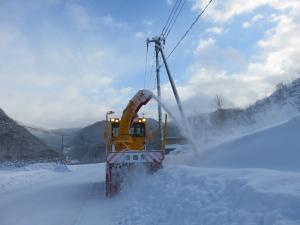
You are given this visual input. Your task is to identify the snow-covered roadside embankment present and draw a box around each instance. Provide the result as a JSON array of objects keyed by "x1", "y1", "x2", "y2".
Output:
[
  {"x1": 0, "y1": 163, "x2": 67, "y2": 191},
  {"x1": 114, "y1": 165, "x2": 300, "y2": 225}
]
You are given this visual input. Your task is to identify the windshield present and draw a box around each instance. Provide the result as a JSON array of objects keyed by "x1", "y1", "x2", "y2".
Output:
[
  {"x1": 130, "y1": 123, "x2": 145, "y2": 137},
  {"x1": 111, "y1": 122, "x2": 119, "y2": 137},
  {"x1": 111, "y1": 122, "x2": 145, "y2": 137}
]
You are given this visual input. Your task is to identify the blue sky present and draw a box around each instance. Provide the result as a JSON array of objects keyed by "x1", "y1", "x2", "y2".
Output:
[{"x1": 0, "y1": 0, "x2": 299, "y2": 128}]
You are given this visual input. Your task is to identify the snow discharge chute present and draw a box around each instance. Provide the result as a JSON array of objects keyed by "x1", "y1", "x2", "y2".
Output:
[{"x1": 115, "y1": 90, "x2": 152, "y2": 150}]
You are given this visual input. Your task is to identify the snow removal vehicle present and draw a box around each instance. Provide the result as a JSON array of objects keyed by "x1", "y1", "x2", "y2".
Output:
[{"x1": 105, "y1": 90, "x2": 167, "y2": 196}]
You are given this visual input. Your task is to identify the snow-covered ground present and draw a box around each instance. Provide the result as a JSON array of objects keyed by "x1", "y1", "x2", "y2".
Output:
[
  {"x1": 169, "y1": 115, "x2": 300, "y2": 171},
  {"x1": 0, "y1": 163, "x2": 117, "y2": 225},
  {"x1": 0, "y1": 163, "x2": 60, "y2": 190},
  {"x1": 115, "y1": 166, "x2": 300, "y2": 225},
  {"x1": 196, "y1": 116, "x2": 300, "y2": 170},
  {"x1": 1, "y1": 162, "x2": 300, "y2": 225},
  {"x1": 1, "y1": 115, "x2": 300, "y2": 225}
]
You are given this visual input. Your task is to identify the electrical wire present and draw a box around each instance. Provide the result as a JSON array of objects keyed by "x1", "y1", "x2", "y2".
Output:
[
  {"x1": 165, "y1": 0, "x2": 186, "y2": 38},
  {"x1": 161, "y1": 0, "x2": 182, "y2": 37},
  {"x1": 166, "y1": 0, "x2": 213, "y2": 59},
  {"x1": 164, "y1": 0, "x2": 183, "y2": 37}
]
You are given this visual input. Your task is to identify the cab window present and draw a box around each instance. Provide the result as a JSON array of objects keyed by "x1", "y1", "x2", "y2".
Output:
[
  {"x1": 111, "y1": 122, "x2": 145, "y2": 137},
  {"x1": 130, "y1": 123, "x2": 145, "y2": 137},
  {"x1": 111, "y1": 122, "x2": 119, "y2": 137}
]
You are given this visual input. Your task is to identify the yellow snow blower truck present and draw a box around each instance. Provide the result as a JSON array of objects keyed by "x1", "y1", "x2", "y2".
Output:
[{"x1": 104, "y1": 90, "x2": 166, "y2": 196}]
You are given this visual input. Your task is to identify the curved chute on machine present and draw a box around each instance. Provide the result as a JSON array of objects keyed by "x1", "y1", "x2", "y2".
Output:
[{"x1": 115, "y1": 90, "x2": 152, "y2": 150}]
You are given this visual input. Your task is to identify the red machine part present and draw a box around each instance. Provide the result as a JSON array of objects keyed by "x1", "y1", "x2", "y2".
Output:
[{"x1": 105, "y1": 151, "x2": 164, "y2": 196}]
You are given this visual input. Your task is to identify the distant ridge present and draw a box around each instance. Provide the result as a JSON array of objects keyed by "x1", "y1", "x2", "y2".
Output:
[{"x1": 0, "y1": 108, "x2": 58, "y2": 161}]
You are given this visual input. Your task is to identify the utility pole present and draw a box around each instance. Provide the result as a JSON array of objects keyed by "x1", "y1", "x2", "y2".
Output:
[
  {"x1": 147, "y1": 35, "x2": 196, "y2": 152},
  {"x1": 61, "y1": 134, "x2": 64, "y2": 164},
  {"x1": 155, "y1": 40, "x2": 163, "y2": 149},
  {"x1": 147, "y1": 36, "x2": 185, "y2": 120},
  {"x1": 147, "y1": 36, "x2": 164, "y2": 148}
]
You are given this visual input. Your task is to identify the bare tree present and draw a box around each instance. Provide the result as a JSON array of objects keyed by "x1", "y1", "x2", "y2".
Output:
[
  {"x1": 276, "y1": 82, "x2": 287, "y2": 92},
  {"x1": 275, "y1": 81, "x2": 288, "y2": 106},
  {"x1": 213, "y1": 94, "x2": 225, "y2": 111}
]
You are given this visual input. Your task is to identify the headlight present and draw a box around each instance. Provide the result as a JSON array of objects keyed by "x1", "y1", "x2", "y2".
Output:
[
  {"x1": 111, "y1": 118, "x2": 115, "y2": 122},
  {"x1": 142, "y1": 118, "x2": 146, "y2": 122}
]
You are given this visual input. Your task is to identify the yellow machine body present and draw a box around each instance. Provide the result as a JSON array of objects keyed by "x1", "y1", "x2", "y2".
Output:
[
  {"x1": 105, "y1": 90, "x2": 152, "y2": 152},
  {"x1": 109, "y1": 118, "x2": 147, "y2": 152}
]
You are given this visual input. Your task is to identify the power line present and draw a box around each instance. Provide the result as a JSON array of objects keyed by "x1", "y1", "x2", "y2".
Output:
[
  {"x1": 165, "y1": 0, "x2": 186, "y2": 38},
  {"x1": 161, "y1": 0, "x2": 182, "y2": 36},
  {"x1": 164, "y1": 0, "x2": 184, "y2": 37},
  {"x1": 167, "y1": 0, "x2": 213, "y2": 59}
]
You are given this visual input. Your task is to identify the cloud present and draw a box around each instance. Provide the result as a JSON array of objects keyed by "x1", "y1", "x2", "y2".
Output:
[
  {"x1": 166, "y1": 0, "x2": 174, "y2": 6},
  {"x1": 65, "y1": 2, "x2": 92, "y2": 30},
  {"x1": 193, "y1": 37, "x2": 215, "y2": 54},
  {"x1": 193, "y1": 0, "x2": 299, "y2": 23},
  {"x1": 205, "y1": 26, "x2": 224, "y2": 34},
  {"x1": 172, "y1": 0, "x2": 300, "y2": 113},
  {"x1": 135, "y1": 31, "x2": 146, "y2": 39},
  {"x1": 64, "y1": 2, "x2": 127, "y2": 31},
  {"x1": 0, "y1": 83, "x2": 133, "y2": 129},
  {"x1": 0, "y1": 44, "x2": 136, "y2": 128},
  {"x1": 242, "y1": 14, "x2": 264, "y2": 28},
  {"x1": 0, "y1": 1, "x2": 138, "y2": 128},
  {"x1": 0, "y1": 27, "x2": 22, "y2": 48},
  {"x1": 143, "y1": 19, "x2": 153, "y2": 26},
  {"x1": 242, "y1": 21, "x2": 251, "y2": 28},
  {"x1": 101, "y1": 15, "x2": 127, "y2": 29}
]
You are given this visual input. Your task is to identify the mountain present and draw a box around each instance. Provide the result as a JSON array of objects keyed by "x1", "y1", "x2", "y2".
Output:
[
  {"x1": 27, "y1": 127, "x2": 80, "y2": 152},
  {"x1": 69, "y1": 121, "x2": 106, "y2": 163},
  {"x1": 0, "y1": 108, "x2": 58, "y2": 161}
]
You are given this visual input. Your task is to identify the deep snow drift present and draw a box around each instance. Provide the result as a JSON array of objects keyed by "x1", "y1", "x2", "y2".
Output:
[
  {"x1": 194, "y1": 115, "x2": 300, "y2": 170},
  {"x1": 114, "y1": 166, "x2": 300, "y2": 225}
]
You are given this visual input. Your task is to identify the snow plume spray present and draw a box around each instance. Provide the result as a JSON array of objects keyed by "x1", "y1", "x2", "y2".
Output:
[{"x1": 149, "y1": 90, "x2": 198, "y2": 155}]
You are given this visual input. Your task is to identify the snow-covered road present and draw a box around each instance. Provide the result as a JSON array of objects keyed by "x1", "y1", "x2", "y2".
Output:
[
  {"x1": 0, "y1": 164, "x2": 114, "y2": 225},
  {"x1": 1, "y1": 163, "x2": 300, "y2": 225}
]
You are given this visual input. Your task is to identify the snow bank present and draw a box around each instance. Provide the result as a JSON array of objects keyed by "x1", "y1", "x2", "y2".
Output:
[
  {"x1": 188, "y1": 115, "x2": 300, "y2": 170},
  {"x1": 166, "y1": 114, "x2": 300, "y2": 171},
  {"x1": 0, "y1": 163, "x2": 68, "y2": 191},
  {"x1": 114, "y1": 165, "x2": 300, "y2": 225}
]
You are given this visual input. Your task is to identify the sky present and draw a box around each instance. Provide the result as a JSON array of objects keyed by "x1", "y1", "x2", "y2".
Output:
[{"x1": 0, "y1": 0, "x2": 299, "y2": 129}]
